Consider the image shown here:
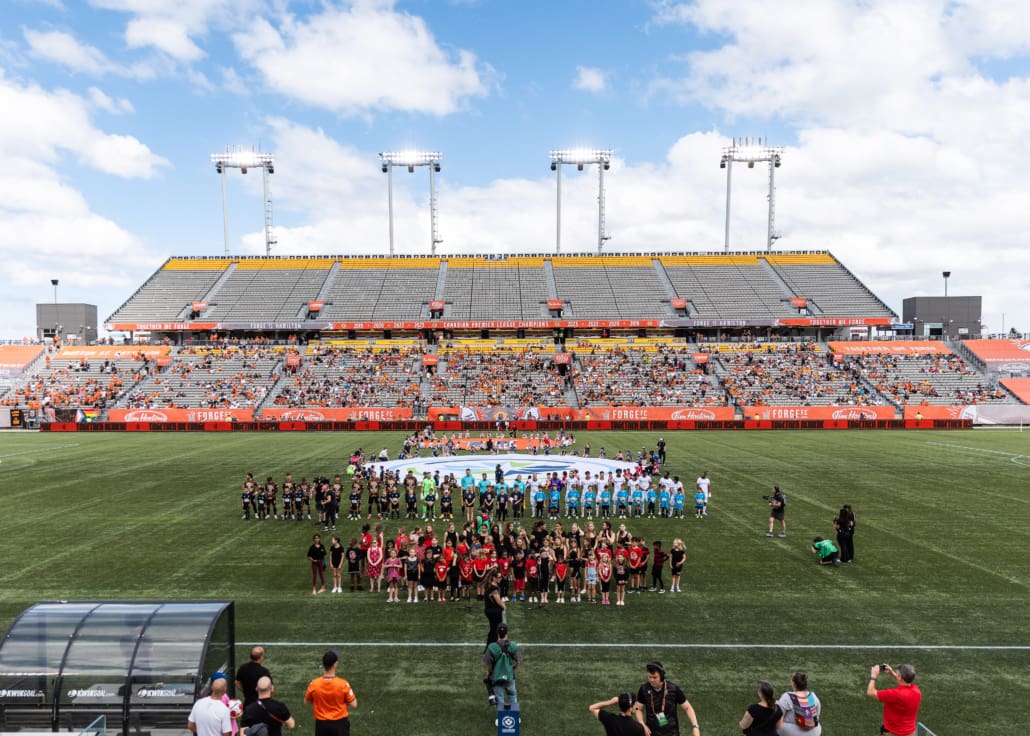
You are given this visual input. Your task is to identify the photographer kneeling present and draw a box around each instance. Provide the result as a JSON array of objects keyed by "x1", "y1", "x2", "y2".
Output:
[
  {"x1": 810, "y1": 537, "x2": 841, "y2": 566},
  {"x1": 483, "y1": 623, "x2": 521, "y2": 716}
]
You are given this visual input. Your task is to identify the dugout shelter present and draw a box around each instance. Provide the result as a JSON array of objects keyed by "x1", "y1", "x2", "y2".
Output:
[{"x1": 0, "y1": 601, "x2": 235, "y2": 736}]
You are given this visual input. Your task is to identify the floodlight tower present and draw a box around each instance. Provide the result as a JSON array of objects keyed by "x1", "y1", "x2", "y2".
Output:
[
  {"x1": 379, "y1": 151, "x2": 443, "y2": 256},
  {"x1": 719, "y1": 138, "x2": 783, "y2": 252},
  {"x1": 550, "y1": 149, "x2": 613, "y2": 254},
  {"x1": 211, "y1": 147, "x2": 276, "y2": 256}
]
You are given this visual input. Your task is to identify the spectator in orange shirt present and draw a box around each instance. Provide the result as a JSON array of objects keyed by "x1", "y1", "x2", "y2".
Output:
[{"x1": 304, "y1": 651, "x2": 357, "y2": 736}]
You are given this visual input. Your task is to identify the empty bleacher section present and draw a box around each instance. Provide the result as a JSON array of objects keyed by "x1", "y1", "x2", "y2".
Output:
[
  {"x1": 321, "y1": 259, "x2": 440, "y2": 321},
  {"x1": 765, "y1": 253, "x2": 896, "y2": 318},
  {"x1": 573, "y1": 347, "x2": 728, "y2": 407},
  {"x1": 207, "y1": 259, "x2": 330, "y2": 321},
  {"x1": 442, "y1": 258, "x2": 550, "y2": 319},
  {"x1": 660, "y1": 255, "x2": 797, "y2": 319},
  {"x1": 551, "y1": 256, "x2": 669, "y2": 318},
  {"x1": 107, "y1": 258, "x2": 233, "y2": 323}
]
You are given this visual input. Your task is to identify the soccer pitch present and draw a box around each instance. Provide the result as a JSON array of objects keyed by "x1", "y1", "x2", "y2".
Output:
[{"x1": 0, "y1": 429, "x2": 1027, "y2": 735}]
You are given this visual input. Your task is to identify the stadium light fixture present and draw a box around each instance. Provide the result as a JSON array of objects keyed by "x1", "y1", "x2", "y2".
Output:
[
  {"x1": 211, "y1": 146, "x2": 277, "y2": 257},
  {"x1": 720, "y1": 137, "x2": 783, "y2": 252},
  {"x1": 51, "y1": 278, "x2": 58, "y2": 304},
  {"x1": 943, "y1": 271, "x2": 951, "y2": 297},
  {"x1": 549, "y1": 148, "x2": 613, "y2": 254},
  {"x1": 379, "y1": 151, "x2": 443, "y2": 256}
]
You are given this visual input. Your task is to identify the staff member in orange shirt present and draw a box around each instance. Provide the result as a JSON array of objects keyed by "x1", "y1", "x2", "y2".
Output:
[{"x1": 304, "y1": 651, "x2": 358, "y2": 736}]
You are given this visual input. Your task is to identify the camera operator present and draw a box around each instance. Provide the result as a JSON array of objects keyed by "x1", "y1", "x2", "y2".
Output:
[
  {"x1": 765, "y1": 486, "x2": 786, "y2": 538},
  {"x1": 482, "y1": 623, "x2": 521, "y2": 715},
  {"x1": 866, "y1": 664, "x2": 921, "y2": 736}
]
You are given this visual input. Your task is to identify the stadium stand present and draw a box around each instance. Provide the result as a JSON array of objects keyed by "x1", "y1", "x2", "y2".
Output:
[
  {"x1": 573, "y1": 348, "x2": 729, "y2": 407},
  {"x1": 765, "y1": 253, "x2": 895, "y2": 318},
  {"x1": 432, "y1": 348, "x2": 568, "y2": 407}
]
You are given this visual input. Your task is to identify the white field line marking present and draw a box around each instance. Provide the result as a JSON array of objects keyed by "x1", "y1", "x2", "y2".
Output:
[
  {"x1": 0, "y1": 442, "x2": 80, "y2": 459},
  {"x1": 241, "y1": 641, "x2": 1030, "y2": 650},
  {"x1": 925, "y1": 441, "x2": 1030, "y2": 467}
]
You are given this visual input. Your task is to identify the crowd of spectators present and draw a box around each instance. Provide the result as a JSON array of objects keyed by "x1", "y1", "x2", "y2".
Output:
[
  {"x1": 574, "y1": 347, "x2": 727, "y2": 407},
  {"x1": 432, "y1": 350, "x2": 569, "y2": 407},
  {"x1": 852, "y1": 352, "x2": 1009, "y2": 405},
  {"x1": 1, "y1": 354, "x2": 148, "y2": 409},
  {"x1": 273, "y1": 346, "x2": 422, "y2": 409},
  {"x1": 718, "y1": 345, "x2": 886, "y2": 407}
]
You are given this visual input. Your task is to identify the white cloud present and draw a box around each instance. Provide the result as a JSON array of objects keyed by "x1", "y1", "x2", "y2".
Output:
[
  {"x1": 25, "y1": 29, "x2": 122, "y2": 76},
  {"x1": 87, "y1": 86, "x2": 134, "y2": 114},
  {"x1": 0, "y1": 70, "x2": 168, "y2": 337},
  {"x1": 573, "y1": 66, "x2": 607, "y2": 94},
  {"x1": 233, "y1": 2, "x2": 491, "y2": 115},
  {"x1": 125, "y1": 16, "x2": 205, "y2": 61}
]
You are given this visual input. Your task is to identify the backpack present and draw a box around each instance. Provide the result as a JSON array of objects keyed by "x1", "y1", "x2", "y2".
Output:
[
  {"x1": 488, "y1": 641, "x2": 517, "y2": 683},
  {"x1": 788, "y1": 692, "x2": 819, "y2": 730}
]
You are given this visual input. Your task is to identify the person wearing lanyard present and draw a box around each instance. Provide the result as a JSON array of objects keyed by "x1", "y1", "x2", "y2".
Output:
[
  {"x1": 634, "y1": 662, "x2": 699, "y2": 736},
  {"x1": 304, "y1": 651, "x2": 357, "y2": 736}
]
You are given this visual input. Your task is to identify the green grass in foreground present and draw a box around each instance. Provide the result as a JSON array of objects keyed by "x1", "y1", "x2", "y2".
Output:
[{"x1": 0, "y1": 429, "x2": 1027, "y2": 735}]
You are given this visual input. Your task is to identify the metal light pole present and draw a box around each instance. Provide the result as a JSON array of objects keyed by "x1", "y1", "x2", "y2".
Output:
[
  {"x1": 211, "y1": 147, "x2": 276, "y2": 256},
  {"x1": 550, "y1": 148, "x2": 612, "y2": 254},
  {"x1": 51, "y1": 278, "x2": 58, "y2": 304},
  {"x1": 720, "y1": 138, "x2": 783, "y2": 252},
  {"x1": 943, "y1": 270, "x2": 951, "y2": 297},
  {"x1": 380, "y1": 151, "x2": 443, "y2": 256}
]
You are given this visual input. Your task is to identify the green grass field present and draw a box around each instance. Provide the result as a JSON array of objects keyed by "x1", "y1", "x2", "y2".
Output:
[{"x1": 1, "y1": 429, "x2": 1028, "y2": 735}]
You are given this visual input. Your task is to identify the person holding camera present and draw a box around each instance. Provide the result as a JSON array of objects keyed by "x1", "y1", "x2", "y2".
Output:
[
  {"x1": 866, "y1": 663, "x2": 921, "y2": 736},
  {"x1": 634, "y1": 662, "x2": 699, "y2": 736},
  {"x1": 765, "y1": 487, "x2": 786, "y2": 538},
  {"x1": 482, "y1": 623, "x2": 521, "y2": 715},
  {"x1": 590, "y1": 693, "x2": 645, "y2": 736}
]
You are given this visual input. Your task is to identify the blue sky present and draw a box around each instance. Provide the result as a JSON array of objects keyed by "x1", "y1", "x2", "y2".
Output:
[{"x1": 2, "y1": 0, "x2": 1030, "y2": 339}]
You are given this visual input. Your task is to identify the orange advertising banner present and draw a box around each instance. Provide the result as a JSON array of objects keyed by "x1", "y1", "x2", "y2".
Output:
[
  {"x1": 547, "y1": 299, "x2": 564, "y2": 310},
  {"x1": 261, "y1": 407, "x2": 413, "y2": 421},
  {"x1": 285, "y1": 354, "x2": 302, "y2": 367},
  {"x1": 109, "y1": 408, "x2": 254, "y2": 422},
  {"x1": 670, "y1": 298, "x2": 687, "y2": 310},
  {"x1": 422, "y1": 355, "x2": 440, "y2": 366},
  {"x1": 692, "y1": 353, "x2": 709, "y2": 364},
  {"x1": 828, "y1": 341, "x2": 951, "y2": 355},
  {"x1": 553, "y1": 353, "x2": 572, "y2": 365},
  {"x1": 430, "y1": 299, "x2": 445, "y2": 311},
  {"x1": 57, "y1": 346, "x2": 171, "y2": 359},
  {"x1": 155, "y1": 355, "x2": 173, "y2": 367},
  {"x1": 902, "y1": 406, "x2": 967, "y2": 420},
  {"x1": 308, "y1": 301, "x2": 324, "y2": 311},
  {"x1": 963, "y1": 339, "x2": 1030, "y2": 364},
  {"x1": 743, "y1": 405, "x2": 896, "y2": 421},
  {"x1": 541, "y1": 406, "x2": 736, "y2": 421},
  {"x1": 790, "y1": 297, "x2": 808, "y2": 308},
  {"x1": 191, "y1": 301, "x2": 208, "y2": 312}
]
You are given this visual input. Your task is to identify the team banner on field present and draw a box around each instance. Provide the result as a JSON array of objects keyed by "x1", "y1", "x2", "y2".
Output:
[
  {"x1": 828, "y1": 341, "x2": 951, "y2": 355},
  {"x1": 368, "y1": 453, "x2": 638, "y2": 484},
  {"x1": 744, "y1": 405, "x2": 896, "y2": 421},
  {"x1": 108, "y1": 408, "x2": 254, "y2": 422},
  {"x1": 261, "y1": 407, "x2": 414, "y2": 421}
]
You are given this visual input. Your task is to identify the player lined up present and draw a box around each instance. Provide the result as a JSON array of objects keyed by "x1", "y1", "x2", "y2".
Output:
[{"x1": 242, "y1": 467, "x2": 713, "y2": 525}]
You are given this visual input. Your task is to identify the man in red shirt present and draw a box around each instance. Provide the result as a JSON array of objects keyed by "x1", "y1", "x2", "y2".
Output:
[{"x1": 866, "y1": 663, "x2": 921, "y2": 736}]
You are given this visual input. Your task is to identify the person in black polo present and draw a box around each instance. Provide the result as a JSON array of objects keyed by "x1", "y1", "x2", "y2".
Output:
[
  {"x1": 634, "y1": 662, "x2": 700, "y2": 736},
  {"x1": 235, "y1": 647, "x2": 271, "y2": 706},
  {"x1": 241, "y1": 676, "x2": 295, "y2": 736},
  {"x1": 590, "y1": 693, "x2": 645, "y2": 736}
]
